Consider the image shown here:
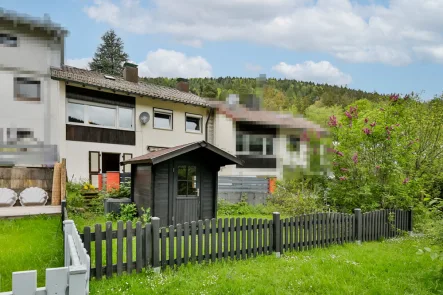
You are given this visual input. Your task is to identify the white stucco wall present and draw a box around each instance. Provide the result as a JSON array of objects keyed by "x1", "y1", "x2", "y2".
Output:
[
  {"x1": 0, "y1": 28, "x2": 63, "y2": 166},
  {"x1": 59, "y1": 83, "x2": 209, "y2": 181}
]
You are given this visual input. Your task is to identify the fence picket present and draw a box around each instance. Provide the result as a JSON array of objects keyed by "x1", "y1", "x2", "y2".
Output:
[
  {"x1": 177, "y1": 224, "x2": 182, "y2": 267},
  {"x1": 241, "y1": 218, "x2": 247, "y2": 259},
  {"x1": 184, "y1": 222, "x2": 189, "y2": 265},
  {"x1": 191, "y1": 221, "x2": 197, "y2": 263},
  {"x1": 247, "y1": 218, "x2": 252, "y2": 258},
  {"x1": 198, "y1": 220, "x2": 203, "y2": 263},
  {"x1": 160, "y1": 227, "x2": 166, "y2": 268},
  {"x1": 223, "y1": 218, "x2": 229, "y2": 259},
  {"x1": 105, "y1": 222, "x2": 113, "y2": 278},
  {"x1": 258, "y1": 219, "x2": 263, "y2": 255},
  {"x1": 253, "y1": 219, "x2": 257, "y2": 257},
  {"x1": 95, "y1": 224, "x2": 102, "y2": 280},
  {"x1": 211, "y1": 219, "x2": 216, "y2": 262},
  {"x1": 236, "y1": 218, "x2": 241, "y2": 260},
  {"x1": 230, "y1": 218, "x2": 235, "y2": 260},
  {"x1": 289, "y1": 217, "x2": 294, "y2": 251},
  {"x1": 116, "y1": 222, "x2": 123, "y2": 275},
  {"x1": 269, "y1": 220, "x2": 273, "y2": 255},
  {"x1": 126, "y1": 221, "x2": 133, "y2": 273},
  {"x1": 205, "y1": 220, "x2": 210, "y2": 263},
  {"x1": 294, "y1": 216, "x2": 299, "y2": 251},
  {"x1": 136, "y1": 222, "x2": 143, "y2": 273},
  {"x1": 145, "y1": 223, "x2": 152, "y2": 268},
  {"x1": 83, "y1": 226, "x2": 91, "y2": 270},
  {"x1": 217, "y1": 219, "x2": 223, "y2": 260},
  {"x1": 263, "y1": 219, "x2": 268, "y2": 254}
]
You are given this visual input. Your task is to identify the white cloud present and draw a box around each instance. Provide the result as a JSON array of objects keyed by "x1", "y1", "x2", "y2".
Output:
[
  {"x1": 272, "y1": 61, "x2": 352, "y2": 86},
  {"x1": 245, "y1": 63, "x2": 263, "y2": 72},
  {"x1": 138, "y1": 49, "x2": 212, "y2": 78},
  {"x1": 177, "y1": 39, "x2": 203, "y2": 48},
  {"x1": 66, "y1": 58, "x2": 92, "y2": 69},
  {"x1": 413, "y1": 46, "x2": 443, "y2": 63},
  {"x1": 84, "y1": 0, "x2": 443, "y2": 66}
]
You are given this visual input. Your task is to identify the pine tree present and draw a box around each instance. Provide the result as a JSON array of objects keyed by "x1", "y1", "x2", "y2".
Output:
[{"x1": 89, "y1": 29, "x2": 129, "y2": 76}]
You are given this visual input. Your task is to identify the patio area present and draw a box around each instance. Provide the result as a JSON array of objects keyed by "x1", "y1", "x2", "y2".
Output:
[{"x1": 0, "y1": 205, "x2": 61, "y2": 218}]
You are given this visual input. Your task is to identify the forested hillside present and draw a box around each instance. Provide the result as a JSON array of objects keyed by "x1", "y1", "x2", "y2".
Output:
[{"x1": 141, "y1": 77, "x2": 388, "y2": 119}]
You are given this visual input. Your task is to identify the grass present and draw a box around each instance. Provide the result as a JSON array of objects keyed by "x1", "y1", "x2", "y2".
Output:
[
  {"x1": 0, "y1": 216, "x2": 64, "y2": 292},
  {"x1": 89, "y1": 237, "x2": 443, "y2": 295}
]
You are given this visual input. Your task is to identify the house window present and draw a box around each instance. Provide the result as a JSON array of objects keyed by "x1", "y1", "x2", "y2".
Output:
[
  {"x1": 0, "y1": 34, "x2": 17, "y2": 47},
  {"x1": 14, "y1": 78, "x2": 40, "y2": 101},
  {"x1": 67, "y1": 99, "x2": 134, "y2": 130},
  {"x1": 177, "y1": 165, "x2": 197, "y2": 197},
  {"x1": 185, "y1": 113, "x2": 202, "y2": 133},
  {"x1": 153, "y1": 108, "x2": 173, "y2": 130},
  {"x1": 288, "y1": 135, "x2": 300, "y2": 152},
  {"x1": 236, "y1": 134, "x2": 274, "y2": 156}
]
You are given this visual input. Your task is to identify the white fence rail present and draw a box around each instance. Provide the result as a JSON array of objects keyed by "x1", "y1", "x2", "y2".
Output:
[{"x1": 0, "y1": 220, "x2": 90, "y2": 295}]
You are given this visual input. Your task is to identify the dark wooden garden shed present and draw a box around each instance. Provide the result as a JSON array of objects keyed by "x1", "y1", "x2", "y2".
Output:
[{"x1": 121, "y1": 141, "x2": 243, "y2": 226}]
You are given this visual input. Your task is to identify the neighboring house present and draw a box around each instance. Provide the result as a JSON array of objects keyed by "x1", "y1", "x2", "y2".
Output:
[
  {"x1": 51, "y1": 64, "x2": 210, "y2": 186},
  {"x1": 208, "y1": 98, "x2": 326, "y2": 179},
  {"x1": 0, "y1": 9, "x2": 67, "y2": 166}
]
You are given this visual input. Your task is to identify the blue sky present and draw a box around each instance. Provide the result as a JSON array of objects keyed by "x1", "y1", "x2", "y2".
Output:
[{"x1": 2, "y1": 0, "x2": 443, "y2": 99}]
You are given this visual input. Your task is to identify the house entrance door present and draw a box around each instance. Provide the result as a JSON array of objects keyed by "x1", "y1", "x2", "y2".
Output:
[{"x1": 173, "y1": 162, "x2": 200, "y2": 224}]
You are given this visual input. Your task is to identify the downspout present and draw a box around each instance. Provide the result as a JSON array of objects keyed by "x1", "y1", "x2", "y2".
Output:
[{"x1": 205, "y1": 107, "x2": 214, "y2": 142}]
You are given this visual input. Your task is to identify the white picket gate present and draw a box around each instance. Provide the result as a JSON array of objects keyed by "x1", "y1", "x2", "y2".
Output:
[{"x1": 0, "y1": 220, "x2": 90, "y2": 295}]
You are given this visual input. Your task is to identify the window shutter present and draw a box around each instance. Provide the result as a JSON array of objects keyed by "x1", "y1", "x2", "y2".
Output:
[{"x1": 89, "y1": 151, "x2": 101, "y2": 173}]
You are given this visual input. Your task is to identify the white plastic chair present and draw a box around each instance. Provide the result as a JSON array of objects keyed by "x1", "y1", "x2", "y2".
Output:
[
  {"x1": 0, "y1": 188, "x2": 18, "y2": 207},
  {"x1": 19, "y1": 187, "x2": 48, "y2": 206}
]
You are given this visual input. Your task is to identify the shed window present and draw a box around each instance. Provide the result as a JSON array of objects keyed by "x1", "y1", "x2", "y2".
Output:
[
  {"x1": 14, "y1": 78, "x2": 40, "y2": 101},
  {"x1": 185, "y1": 114, "x2": 202, "y2": 133},
  {"x1": 153, "y1": 108, "x2": 172, "y2": 130},
  {"x1": 0, "y1": 34, "x2": 17, "y2": 47},
  {"x1": 177, "y1": 165, "x2": 197, "y2": 197}
]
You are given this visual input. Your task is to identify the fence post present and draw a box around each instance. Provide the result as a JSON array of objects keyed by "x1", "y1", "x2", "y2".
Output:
[
  {"x1": 151, "y1": 217, "x2": 160, "y2": 273},
  {"x1": 272, "y1": 212, "x2": 281, "y2": 258},
  {"x1": 408, "y1": 206, "x2": 413, "y2": 235},
  {"x1": 354, "y1": 208, "x2": 362, "y2": 245},
  {"x1": 63, "y1": 220, "x2": 73, "y2": 267}
]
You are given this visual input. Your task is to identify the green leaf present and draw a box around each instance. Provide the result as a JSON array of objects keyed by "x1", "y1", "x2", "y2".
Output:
[
  {"x1": 430, "y1": 252, "x2": 438, "y2": 261},
  {"x1": 424, "y1": 247, "x2": 432, "y2": 253},
  {"x1": 416, "y1": 249, "x2": 424, "y2": 255}
]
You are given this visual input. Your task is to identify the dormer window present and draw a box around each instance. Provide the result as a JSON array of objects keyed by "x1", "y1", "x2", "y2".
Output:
[{"x1": 0, "y1": 34, "x2": 17, "y2": 47}]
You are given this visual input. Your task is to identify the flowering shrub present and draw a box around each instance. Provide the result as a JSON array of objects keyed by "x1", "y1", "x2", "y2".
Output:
[{"x1": 326, "y1": 96, "x2": 421, "y2": 211}]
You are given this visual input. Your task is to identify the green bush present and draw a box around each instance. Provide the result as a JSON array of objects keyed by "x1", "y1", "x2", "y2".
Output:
[
  {"x1": 102, "y1": 181, "x2": 131, "y2": 199},
  {"x1": 106, "y1": 203, "x2": 151, "y2": 224},
  {"x1": 267, "y1": 178, "x2": 327, "y2": 216}
]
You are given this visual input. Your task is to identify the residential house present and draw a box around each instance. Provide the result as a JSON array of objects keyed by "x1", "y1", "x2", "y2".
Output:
[
  {"x1": 209, "y1": 98, "x2": 326, "y2": 179},
  {"x1": 0, "y1": 9, "x2": 67, "y2": 166},
  {"x1": 51, "y1": 64, "x2": 211, "y2": 187}
]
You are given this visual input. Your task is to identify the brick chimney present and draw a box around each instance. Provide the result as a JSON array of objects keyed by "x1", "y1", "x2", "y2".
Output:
[
  {"x1": 123, "y1": 62, "x2": 138, "y2": 83},
  {"x1": 176, "y1": 78, "x2": 189, "y2": 92}
]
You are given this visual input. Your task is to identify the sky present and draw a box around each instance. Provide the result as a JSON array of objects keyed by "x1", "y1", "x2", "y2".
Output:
[{"x1": 2, "y1": 0, "x2": 443, "y2": 99}]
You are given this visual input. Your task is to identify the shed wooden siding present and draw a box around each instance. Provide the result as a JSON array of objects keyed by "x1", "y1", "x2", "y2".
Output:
[
  {"x1": 153, "y1": 162, "x2": 169, "y2": 226},
  {"x1": 200, "y1": 164, "x2": 215, "y2": 220},
  {"x1": 132, "y1": 165, "x2": 152, "y2": 215}
]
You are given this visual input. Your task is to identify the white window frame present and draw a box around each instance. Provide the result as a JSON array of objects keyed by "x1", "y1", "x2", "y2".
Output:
[
  {"x1": 185, "y1": 113, "x2": 203, "y2": 134},
  {"x1": 236, "y1": 133, "x2": 274, "y2": 156},
  {"x1": 66, "y1": 98, "x2": 134, "y2": 131},
  {"x1": 153, "y1": 108, "x2": 173, "y2": 130}
]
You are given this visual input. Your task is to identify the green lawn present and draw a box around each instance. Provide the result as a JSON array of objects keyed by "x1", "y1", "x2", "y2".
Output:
[
  {"x1": 0, "y1": 216, "x2": 64, "y2": 292},
  {"x1": 89, "y1": 237, "x2": 443, "y2": 295}
]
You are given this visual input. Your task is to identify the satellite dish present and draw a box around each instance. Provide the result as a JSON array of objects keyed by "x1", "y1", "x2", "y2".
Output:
[{"x1": 139, "y1": 112, "x2": 150, "y2": 125}]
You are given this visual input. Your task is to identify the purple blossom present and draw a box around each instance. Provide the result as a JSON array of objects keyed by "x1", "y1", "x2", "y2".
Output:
[
  {"x1": 336, "y1": 151, "x2": 344, "y2": 157},
  {"x1": 328, "y1": 115, "x2": 338, "y2": 127},
  {"x1": 370, "y1": 122, "x2": 376, "y2": 128},
  {"x1": 364, "y1": 118, "x2": 368, "y2": 124},
  {"x1": 363, "y1": 128, "x2": 372, "y2": 135},
  {"x1": 376, "y1": 165, "x2": 381, "y2": 170},
  {"x1": 390, "y1": 94, "x2": 399, "y2": 102},
  {"x1": 403, "y1": 178, "x2": 410, "y2": 184},
  {"x1": 339, "y1": 176, "x2": 348, "y2": 181},
  {"x1": 352, "y1": 152, "x2": 358, "y2": 164},
  {"x1": 341, "y1": 168, "x2": 349, "y2": 172},
  {"x1": 345, "y1": 111, "x2": 352, "y2": 119}
]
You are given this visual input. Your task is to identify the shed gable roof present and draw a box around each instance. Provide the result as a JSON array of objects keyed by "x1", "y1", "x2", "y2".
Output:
[{"x1": 122, "y1": 141, "x2": 243, "y2": 166}]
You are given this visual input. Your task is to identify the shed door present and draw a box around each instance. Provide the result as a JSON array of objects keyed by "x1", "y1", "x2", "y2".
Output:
[{"x1": 173, "y1": 162, "x2": 200, "y2": 224}]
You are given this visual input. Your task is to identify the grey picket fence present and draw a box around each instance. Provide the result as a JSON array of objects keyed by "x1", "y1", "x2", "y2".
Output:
[{"x1": 81, "y1": 208, "x2": 412, "y2": 280}]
